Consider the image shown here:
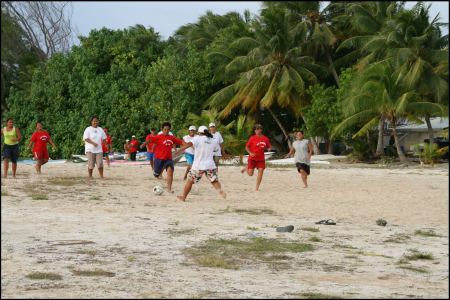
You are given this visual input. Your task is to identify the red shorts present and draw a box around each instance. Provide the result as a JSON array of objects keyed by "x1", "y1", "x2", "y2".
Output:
[
  {"x1": 34, "y1": 150, "x2": 49, "y2": 160},
  {"x1": 248, "y1": 159, "x2": 265, "y2": 170}
]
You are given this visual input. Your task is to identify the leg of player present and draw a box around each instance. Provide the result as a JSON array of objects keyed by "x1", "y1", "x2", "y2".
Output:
[{"x1": 255, "y1": 168, "x2": 264, "y2": 191}]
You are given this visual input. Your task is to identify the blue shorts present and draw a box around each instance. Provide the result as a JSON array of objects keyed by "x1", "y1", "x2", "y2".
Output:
[
  {"x1": 2, "y1": 144, "x2": 20, "y2": 163},
  {"x1": 184, "y1": 153, "x2": 194, "y2": 165},
  {"x1": 153, "y1": 158, "x2": 174, "y2": 177},
  {"x1": 146, "y1": 152, "x2": 154, "y2": 161}
]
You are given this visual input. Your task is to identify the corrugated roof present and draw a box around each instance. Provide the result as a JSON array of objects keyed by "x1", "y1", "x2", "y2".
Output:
[{"x1": 396, "y1": 117, "x2": 448, "y2": 132}]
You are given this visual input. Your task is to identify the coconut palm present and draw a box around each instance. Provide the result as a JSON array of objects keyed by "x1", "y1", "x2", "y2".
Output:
[
  {"x1": 263, "y1": 1, "x2": 341, "y2": 86},
  {"x1": 207, "y1": 7, "x2": 326, "y2": 148},
  {"x1": 332, "y1": 62, "x2": 445, "y2": 162}
]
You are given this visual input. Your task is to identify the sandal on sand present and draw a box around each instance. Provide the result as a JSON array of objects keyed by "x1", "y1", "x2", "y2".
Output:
[
  {"x1": 315, "y1": 219, "x2": 336, "y2": 225},
  {"x1": 276, "y1": 225, "x2": 294, "y2": 232}
]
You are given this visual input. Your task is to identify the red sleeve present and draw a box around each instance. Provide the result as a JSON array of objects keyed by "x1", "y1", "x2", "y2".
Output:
[
  {"x1": 146, "y1": 134, "x2": 151, "y2": 141},
  {"x1": 246, "y1": 136, "x2": 254, "y2": 148},
  {"x1": 30, "y1": 132, "x2": 37, "y2": 142},
  {"x1": 172, "y1": 136, "x2": 183, "y2": 145}
]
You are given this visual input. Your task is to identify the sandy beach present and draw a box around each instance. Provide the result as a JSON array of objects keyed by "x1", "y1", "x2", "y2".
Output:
[{"x1": 1, "y1": 161, "x2": 449, "y2": 299}]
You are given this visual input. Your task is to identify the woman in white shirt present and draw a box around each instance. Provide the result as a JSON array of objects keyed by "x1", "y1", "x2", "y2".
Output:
[
  {"x1": 182, "y1": 125, "x2": 196, "y2": 180},
  {"x1": 83, "y1": 116, "x2": 106, "y2": 178},
  {"x1": 174, "y1": 125, "x2": 226, "y2": 201}
]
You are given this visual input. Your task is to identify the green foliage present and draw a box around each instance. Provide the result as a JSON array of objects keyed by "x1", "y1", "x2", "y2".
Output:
[
  {"x1": 223, "y1": 115, "x2": 254, "y2": 160},
  {"x1": 414, "y1": 143, "x2": 440, "y2": 166}
]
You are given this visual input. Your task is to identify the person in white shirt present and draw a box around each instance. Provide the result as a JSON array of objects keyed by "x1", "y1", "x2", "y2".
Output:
[
  {"x1": 174, "y1": 125, "x2": 226, "y2": 202},
  {"x1": 182, "y1": 125, "x2": 197, "y2": 180},
  {"x1": 209, "y1": 122, "x2": 224, "y2": 170},
  {"x1": 83, "y1": 116, "x2": 107, "y2": 178}
]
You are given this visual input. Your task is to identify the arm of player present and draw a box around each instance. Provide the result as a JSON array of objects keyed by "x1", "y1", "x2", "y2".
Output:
[{"x1": 173, "y1": 141, "x2": 192, "y2": 157}]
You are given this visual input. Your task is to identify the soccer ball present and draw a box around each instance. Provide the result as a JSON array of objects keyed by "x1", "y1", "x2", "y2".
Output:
[{"x1": 153, "y1": 185, "x2": 164, "y2": 195}]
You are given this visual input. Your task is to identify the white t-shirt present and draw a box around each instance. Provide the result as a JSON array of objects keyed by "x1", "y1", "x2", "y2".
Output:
[
  {"x1": 83, "y1": 126, "x2": 106, "y2": 154},
  {"x1": 191, "y1": 135, "x2": 220, "y2": 170},
  {"x1": 183, "y1": 134, "x2": 196, "y2": 155},
  {"x1": 211, "y1": 132, "x2": 224, "y2": 156}
]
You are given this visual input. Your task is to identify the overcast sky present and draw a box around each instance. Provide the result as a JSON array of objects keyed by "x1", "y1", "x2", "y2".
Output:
[{"x1": 71, "y1": 1, "x2": 449, "y2": 43}]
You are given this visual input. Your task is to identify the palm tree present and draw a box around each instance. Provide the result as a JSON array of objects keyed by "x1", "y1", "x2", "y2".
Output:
[
  {"x1": 332, "y1": 62, "x2": 445, "y2": 162},
  {"x1": 223, "y1": 114, "x2": 254, "y2": 164},
  {"x1": 263, "y1": 1, "x2": 341, "y2": 86},
  {"x1": 207, "y1": 7, "x2": 326, "y2": 148}
]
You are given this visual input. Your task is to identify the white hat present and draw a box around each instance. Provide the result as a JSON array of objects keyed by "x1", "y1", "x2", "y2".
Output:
[
  {"x1": 126, "y1": 139, "x2": 130, "y2": 142},
  {"x1": 209, "y1": 122, "x2": 216, "y2": 127},
  {"x1": 198, "y1": 125, "x2": 208, "y2": 133},
  {"x1": 132, "y1": 135, "x2": 136, "y2": 137},
  {"x1": 188, "y1": 125, "x2": 196, "y2": 131}
]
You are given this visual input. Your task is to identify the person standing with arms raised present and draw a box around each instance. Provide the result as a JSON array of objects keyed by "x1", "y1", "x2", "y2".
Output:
[
  {"x1": 241, "y1": 124, "x2": 271, "y2": 191},
  {"x1": 28, "y1": 121, "x2": 57, "y2": 174},
  {"x1": 209, "y1": 122, "x2": 224, "y2": 171},
  {"x1": 83, "y1": 116, "x2": 106, "y2": 178},
  {"x1": 1, "y1": 118, "x2": 22, "y2": 178}
]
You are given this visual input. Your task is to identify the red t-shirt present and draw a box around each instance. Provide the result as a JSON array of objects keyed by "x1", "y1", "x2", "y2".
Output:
[
  {"x1": 151, "y1": 134, "x2": 183, "y2": 160},
  {"x1": 102, "y1": 135, "x2": 112, "y2": 152},
  {"x1": 30, "y1": 131, "x2": 51, "y2": 153},
  {"x1": 129, "y1": 139, "x2": 139, "y2": 153},
  {"x1": 246, "y1": 134, "x2": 271, "y2": 161},
  {"x1": 145, "y1": 134, "x2": 157, "y2": 153}
]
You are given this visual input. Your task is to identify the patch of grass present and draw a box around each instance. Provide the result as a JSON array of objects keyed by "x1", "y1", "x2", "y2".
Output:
[
  {"x1": 300, "y1": 227, "x2": 319, "y2": 233},
  {"x1": 71, "y1": 269, "x2": 115, "y2": 277},
  {"x1": 31, "y1": 194, "x2": 49, "y2": 200},
  {"x1": 376, "y1": 218, "x2": 387, "y2": 226},
  {"x1": 414, "y1": 230, "x2": 442, "y2": 237},
  {"x1": 308, "y1": 236, "x2": 322, "y2": 242},
  {"x1": 299, "y1": 292, "x2": 343, "y2": 299},
  {"x1": 399, "y1": 265, "x2": 430, "y2": 273},
  {"x1": 246, "y1": 226, "x2": 258, "y2": 231},
  {"x1": 215, "y1": 206, "x2": 274, "y2": 215},
  {"x1": 74, "y1": 250, "x2": 97, "y2": 256},
  {"x1": 47, "y1": 177, "x2": 84, "y2": 186},
  {"x1": 1, "y1": 190, "x2": 10, "y2": 196},
  {"x1": 404, "y1": 252, "x2": 434, "y2": 261},
  {"x1": 89, "y1": 196, "x2": 101, "y2": 201},
  {"x1": 127, "y1": 256, "x2": 136, "y2": 262},
  {"x1": 50, "y1": 240, "x2": 95, "y2": 246},
  {"x1": 165, "y1": 228, "x2": 197, "y2": 236},
  {"x1": 26, "y1": 272, "x2": 62, "y2": 281},
  {"x1": 383, "y1": 234, "x2": 411, "y2": 243},
  {"x1": 169, "y1": 221, "x2": 180, "y2": 226},
  {"x1": 185, "y1": 237, "x2": 313, "y2": 270}
]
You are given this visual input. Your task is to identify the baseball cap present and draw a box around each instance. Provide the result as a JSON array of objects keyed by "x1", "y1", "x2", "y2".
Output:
[
  {"x1": 209, "y1": 122, "x2": 216, "y2": 127},
  {"x1": 126, "y1": 139, "x2": 130, "y2": 142},
  {"x1": 132, "y1": 135, "x2": 136, "y2": 137},
  {"x1": 198, "y1": 125, "x2": 208, "y2": 133},
  {"x1": 189, "y1": 125, "x2": 196, "y2": 131}
]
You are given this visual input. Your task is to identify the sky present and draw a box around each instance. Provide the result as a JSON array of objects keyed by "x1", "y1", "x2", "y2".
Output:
[{"x1": 71, "y1": 1, "x2": 449, "y2": 43}]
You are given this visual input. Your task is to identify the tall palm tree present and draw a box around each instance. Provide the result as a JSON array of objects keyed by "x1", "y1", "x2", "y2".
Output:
[
  {"x1": 207, "y1": 7, "x2": 326, "y2": 148},
  {"x1": 263, "y1": 1, "x2": 341, "y2": 86},
  {"x1": 332, "y1": 62, "x2": 445, "y2": 162}
]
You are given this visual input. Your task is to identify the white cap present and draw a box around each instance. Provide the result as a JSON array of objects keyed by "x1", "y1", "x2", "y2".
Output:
[
  {"x1": 188, "y1": 125, "x2": 196, "y2": 131},
  {"x1": 132, "y1": 135, "x2": 136, "y2": 137},
  {"x1": 126, "y1": 139, "x2": 130, "y2": 142},
  {"x1": 209, "y1": 122, "x2": 216, "y2": 127},
  {"x1": 198, "y1": 125, "x2": 208, "y2": 133}
]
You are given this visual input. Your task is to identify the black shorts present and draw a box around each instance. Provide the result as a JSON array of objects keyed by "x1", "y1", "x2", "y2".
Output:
[
  {"x1": 2, "y1": 144, "x2": 20, "y2": 163},
  {"x1": 153, "y1": 158, "x2": 174, "y2": 177},
  {"x1": 296, "y1": 163, "x2": 310, "y2": 175},
  {"x1": 103, "y1": 152, "x2": 109, "y2": 158}
]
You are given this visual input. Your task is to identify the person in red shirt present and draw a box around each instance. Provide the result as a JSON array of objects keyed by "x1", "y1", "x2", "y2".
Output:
[
  {"x1": 140, "y1": 128, "x2": 157, "y2": 170},
  {"x1": 128, "y1": 135, "x2": 139, "y2": 161},
  {"x1": 28, "y1": 121, "x2": 56, "y2": 174},
  {"x1": 241, "y1": 124, "x2": 271, "y2": 191},
  {"x1": 102, "y1": 128, "x2": 112, "y2": 167},
  {"x1": 142, "y1": 122, "x2": 185, "y2": 193}
]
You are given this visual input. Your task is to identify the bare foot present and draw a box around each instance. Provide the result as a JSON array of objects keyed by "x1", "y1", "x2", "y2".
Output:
[
  {"x1": 177, "y1": 195, "x2": 186, "y2": 202},
  {"x1": 167, "y1": 190, "x2": 174, "y2": 194},
  {"x1": 219, "y1": 190, "x2": 227, "y2": 199},
  {"x1": 240, "y1": 168, "x2": 246, "y2": 174},
  {"x1": 303, "y1": 185, "x2": 308, "y2": 188}
]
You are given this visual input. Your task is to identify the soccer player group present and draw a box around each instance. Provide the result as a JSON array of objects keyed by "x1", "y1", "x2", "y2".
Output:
[{"x1": 2, "y1": 116, "x2": 313, "y2": 201}]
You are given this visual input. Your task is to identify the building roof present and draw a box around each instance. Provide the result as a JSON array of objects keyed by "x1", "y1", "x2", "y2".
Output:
[{"x1": 396, "y1": 117, "x2": 448, "y2": 132}]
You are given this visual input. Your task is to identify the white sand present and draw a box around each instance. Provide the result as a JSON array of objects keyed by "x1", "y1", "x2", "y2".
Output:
[{"x1": 1, "y1": 162, "x2": 449, "y2": 298}]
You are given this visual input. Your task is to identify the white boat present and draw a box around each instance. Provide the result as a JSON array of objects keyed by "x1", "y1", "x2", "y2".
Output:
[{"x1": 178, "y1": 151, "x2": 276, "y2": 165}]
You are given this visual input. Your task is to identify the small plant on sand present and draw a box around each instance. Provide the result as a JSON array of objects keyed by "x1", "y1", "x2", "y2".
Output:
[
  {"x1": 127, "y1": 256, "x2": 136, "y2": 262},
  {"x1": 383, "y1": 234, "x2": 411, "y2": 243},
  {"x1": 299, "y1": 292, "x2": 343, "y2": 299},
  {"x1": 31, "y1": 194, "x2": 49, "y2": 200},
  {"x1": 414, "y1": 229, "x2": 442, "y2": 237},
  {"x1": 71, "y1": 269, "x2": 115, "y2": 277},
  {"x1": 26, "y1": 272, "x2": 62, "y2": 280},
  {"x1": 300, "y1": 227, "x2": 320, "y2": 232},
  {"x1": 376, "y1": 218, "x2": 387, "y2": 226},
  {"x1": 308, "y1": 236, "x2": 322, "y2": 242},
  {"x1": 399, "y1": 265, "x2": 429, "y2": 273},
  {"x1": 246, "y1": 226, "x2": 258, "y2": 231}
]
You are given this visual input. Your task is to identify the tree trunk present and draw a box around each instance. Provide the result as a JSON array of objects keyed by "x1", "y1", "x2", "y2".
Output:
[
  {"x1": 392, "y1": 124, "x2": 406, "y2": 162},
  {"x1": 267, "y1": 108, "x2": 292, "y2": 149},
  {"x1": 325, "y1": 46, "x2": 340, "y2": 87},
  {"x1": 375, "y1": 116, "x2": 385, "y2": 157},
  {"x1": 327, "y1": 137, "x2": 334, "y2": 154},
  {"x1": 425, "y1": 115, "x2": 434, "y2": 145}
]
